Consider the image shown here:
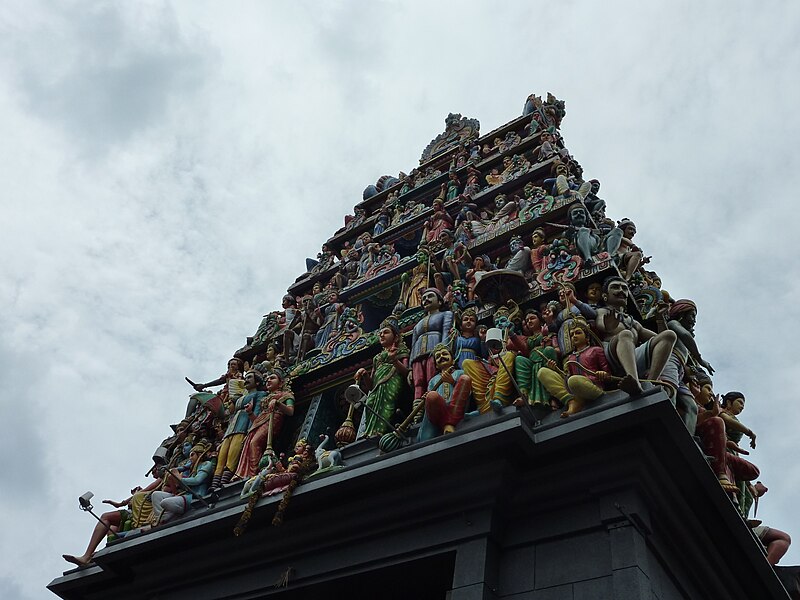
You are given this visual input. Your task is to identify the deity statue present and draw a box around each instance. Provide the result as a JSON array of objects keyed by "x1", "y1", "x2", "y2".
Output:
[
  {"x1": 468, "y1": 194, "x2": 519, "y2": 237},
  {"x1": 463, "y1": 166, "x2": 481, "y2": 197},
  {"x1": 184, "y1": 357, "x2": 245, "y2": 419},
  {"x1": 446, "y1": 172, "x2": 461, "y2": 200},
  {"x1": 314, "y1": 288, "x2": 345, "y2": 349},
  {"x1": 691, "y1": 373, "x2": 760, "y2": 494},
  {"x1": 452, "y1": 307, "x2": 487, "y2": 368},
  {"x1": 720, "y1": 391, "x2": 759, "y2": 514},
  {"x1": 659, "y1": 299, "x2": 713, "y2": 433},
  {"x1": 529, "y1": 228, "x2": 549, "y2": 274},
  {"x1": 210, "y1": 370, "x2": 267, "y2": 491},
  {"x1": 485, "y1": 167, "x2": 502, "y2": 187},
  {"x1": 354, "y1": 316, "x2": 410, "y2": 438},
  {"x1": 422, "y1": 193, "x2": 455, "y2": 245},
  {"x1": 505, "y1": 235, "x2": 532, "y2": 273},
  {"x1": 614, "y1": 219, "x2": 645, "y2": 281},
  {"x1": 543, "y1": 161, "x2": 591, "y2": 200},
  {"x1": 594, "y1": 276, "x2": 676, "y2": 396},
  {"x1": 585, "y1": 282, "x2": 603, "y2": 309},
  {"x1": 417, "y1": 344, "x2": 473, "y2": 442},
  {"x1": 465, "y1": 254, "x2": 492, "y2": 301},
  {"x1": 235, "y1": 368, "x2": 295, "y2": 478},
  {"x1": 409, "y1": 288, "x2": 454, "y2": 406},
  {"x1": 400, "y1": 245, "x2": 432, "y2": 311},
  {"x1": 150, "y1": 440, "x2": 215, "y2": 526},
  {"x1": 462, "y1": 303, "x2": 522, "y2": 412},
  {"x1": 537, "y1": 318, "x2": 611, "y2": 417},
  {"x1": 507, "y1": 309, "x2": 558, "y2": 408},
  {"x1": 63, "y1": 466, "x2": 167, "y2": 567}
]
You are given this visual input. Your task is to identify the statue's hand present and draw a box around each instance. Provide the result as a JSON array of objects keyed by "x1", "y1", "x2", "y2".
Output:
[
  {"x1": 700, "y1": 358, "x2": 715, "y2": 375},
  {"x1": 354, "y1": 368, "x2": 366, "y2": 382},
  {"x1": 726, "y1": 440, "x2": 748, "y2": 455}
]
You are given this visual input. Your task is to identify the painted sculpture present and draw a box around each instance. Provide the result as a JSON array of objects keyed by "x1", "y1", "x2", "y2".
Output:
[{"x1": 354, "y1": 316, "x2": 409, "y2": 438}]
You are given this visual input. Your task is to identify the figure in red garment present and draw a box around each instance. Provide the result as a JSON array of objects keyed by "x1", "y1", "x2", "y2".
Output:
[{"x1": 691, "y1": 373, "x2": 759, "y2": 494}]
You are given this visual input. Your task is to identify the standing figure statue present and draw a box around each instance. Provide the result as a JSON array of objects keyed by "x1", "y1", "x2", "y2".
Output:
[
  {"x1": 185, "y1": 357, "x2": 244, "y2": 418},
  {"x1": 314, "y1": 288, "x2": 345, "y2": 349},
  {"x1": 594, "y1": 276, "x2": 676, "y2": 396},
  {"x1": 409, "y1": 288, "x2": 454, "y2": 410},
  {"x1": 452, "y1": 307, "x2": 487, "y2": 368},
  {"x1": 354, "y1": 316, "x2": 410, "y2": 438},
  {"x1": 660, "y1": 299, "x2": 713, "y2": 433},
  {"x1": 211, "y1": 370, "x2": 266, "y2": 491},
  {"x1": 422, "y1": 193, "x2": 455, "y2": 245},
  {"x1": 691, "y1": 374, "x2": 760, "y2": 494},
  {"x1": 418, "y1": 344, "x2": 473, "y2": 442},
  {"x1": 400, "y1": 245, "x2": 432, "y2": 311},
  {"x1": 236, "y1": 368, "x2": 295, "y2": 478}
]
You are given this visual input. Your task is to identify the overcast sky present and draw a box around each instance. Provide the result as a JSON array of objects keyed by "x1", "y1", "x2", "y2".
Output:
[{"x1": 2, "y1": 2, "x2": 799, "y2": 598}]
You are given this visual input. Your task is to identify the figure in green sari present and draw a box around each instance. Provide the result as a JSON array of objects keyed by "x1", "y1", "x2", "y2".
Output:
[{"x1": 354, "y1": 316, "x2": 410, "y2": 438}]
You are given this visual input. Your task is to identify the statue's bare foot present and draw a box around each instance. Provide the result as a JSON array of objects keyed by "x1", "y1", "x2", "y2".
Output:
[
  {"x1": 62, "y1": 554, "x2": 90, "y2": 567},
  {"x1": 618, "y1": 374, "x2": 643, "y2": 396}
]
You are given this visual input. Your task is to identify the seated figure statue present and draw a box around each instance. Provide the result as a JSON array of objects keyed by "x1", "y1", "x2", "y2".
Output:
[
  {"x1": 417, "y1": 344, "x2": 473, "y2": 442},
  {"x1": 594, "y1": 276, "x2": 676, "y2": 396},
  {"x1": 537, "y1": 318, "x2": 611, "y2": 417}
]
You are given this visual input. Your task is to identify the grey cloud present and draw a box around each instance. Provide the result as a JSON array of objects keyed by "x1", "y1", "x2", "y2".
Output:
[{"x1": 7, "y1": 2, "x2": 215, "y2": 154}]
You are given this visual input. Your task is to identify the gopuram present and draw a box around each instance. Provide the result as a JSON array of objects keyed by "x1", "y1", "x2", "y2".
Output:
[{"x1": 50, "y1": 94, "x2": 798, "y2": 600}]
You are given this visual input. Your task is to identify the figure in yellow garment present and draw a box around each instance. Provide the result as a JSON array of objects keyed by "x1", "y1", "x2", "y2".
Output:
[
  {"x1": 461, "y1": 303, "x2": 520, "y2": 413},
  {"x1": 461, "y1": 351, "x2": 515, "y2": 413}
]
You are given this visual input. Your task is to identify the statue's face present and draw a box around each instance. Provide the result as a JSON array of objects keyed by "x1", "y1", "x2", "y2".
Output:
[
  {"x1": 698, "y1": 383, "x2": 715, "y2": 406},
  {"x1": 680, "y1": 310, "x2": 697, "y2": 333},
  {"x1": 474, "y1": 256, "x2": 484, "y2": 269},
  {"x1": 623, "y1": 224, "x2": 637, "y2": 239},
  {"x1": 570, "y1": 327, "x2": 589, "y2": 349},
  {"x1": 603, "y1": 280, "x2": 629, "y2": 308},
  {"x1": 265, "y1": 346, "x2": 276, "y2": 360},
  {"x1": 494, "y1": 313, "x2": 511, "y2": 330},
  {"x1": 510, "y1": 238, "x2": 523, "y2": 253},
  {"x1": 570, "y1": 207, "x2": 587, "y2": 227},
  {"x1": 495, "y1": 196, "x2": 506, "y2": 210},
  {"x1": 461, "y1": 313, "x2": 477, "y2": 333},
  {"x1": 541, "y1": 304, "x2": 557, "y2": 322},
  {"x1": 378, "y1": 326, "x2": 396, "y2": 348},
  {"x1": 266, "y1": 373, "x2": 282, "y2": 392},
  {"x1": 728, "y1": 396, "x2": 745, "y2": 415},
  {"x1": 228, "y1": 360, "x2": 241, "y2": 374},
  {"x1": 421, "y1": 290, "x2": 441, "y2": 312},
  {"x1": 312, "y1": 282, "x2": 321, "y2": 294},
  {"x1": 245, "y1": 371, "x2": 258, "y2": 390},
  {"x1": 523, "y1": 312, "x2": 541, "y2": 334},
  {"x1": 433, "y1": 346, "x2": 454, "y2": 370},
  {"x1": 532, "y1": 232, "x2": 544, "y2": 246},
  {"x1": 416, "y1": 250, "x2": 428, "y2": 264},
  {"x1": 182, "y1": 442, "x2": 192, "y2": 457},
  {"x1": 586, "y1": 283, "x2": 602, "y2": 303}
]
